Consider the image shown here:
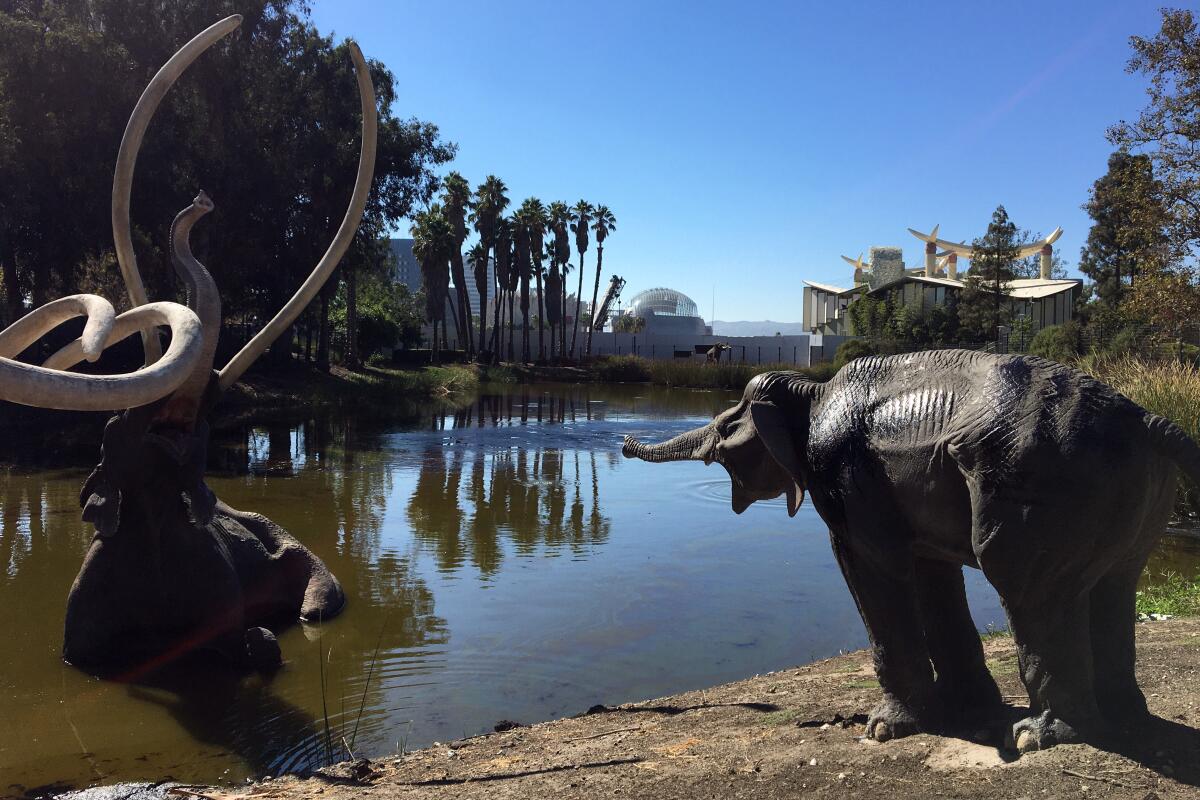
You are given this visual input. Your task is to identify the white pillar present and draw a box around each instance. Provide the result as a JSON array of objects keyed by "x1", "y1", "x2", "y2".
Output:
[
  {"x1": 947, "y1": 253, "x2": 958, "y2": 280},
  {"x1": 1039, "y1": 244, "x2": 1052, "y2": 280},
  {"x1": 925, "y1": 241, "x2": 936, "y2": 277}
]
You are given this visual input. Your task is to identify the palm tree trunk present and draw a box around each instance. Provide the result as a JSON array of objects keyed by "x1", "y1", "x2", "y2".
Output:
[
  {"x1": 508, "y1": 292, "x2": 516, "y2": 361},
  {"x1": 477, "y1": 281, "x2": 488, "y2": 358},
  {"x1": 572, "y1": 253, "x2": 585, "y2": 357},
  {"x1": 560, "y1": 266, "x2": 567, "y2": 360},
  {"x1": 451, "y1": 250, "x2": 472, "y2": 355},
  {"x1": 536, "y1": 270, "x2": 545, "y2": 361},
  {"x1": 491, "y1": 282, "x2": 504, "y2": 363},
  {"x1": 432, "y1": 322, "x2": 439, "y2": 365},
  {"x1": 586, "y1": 245, "x2": 604, "y2": 357}
]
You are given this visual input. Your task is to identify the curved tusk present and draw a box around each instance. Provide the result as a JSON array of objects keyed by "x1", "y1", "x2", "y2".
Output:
[
  {"x1": 111, "y1": 14, "x2": 242, "y2": 366},
  {"x1": 217, "y1": 40, "x2": 378, "y2": 392},
  {"x1": 168, "y1": 191, "x2": 220, "y2": 405},
  {"x1": 0, "y1": 295, "x2": 116, "y2": 363},
  {"x1": 3, "y1": 302, "x2": 202, "y2": 411}
]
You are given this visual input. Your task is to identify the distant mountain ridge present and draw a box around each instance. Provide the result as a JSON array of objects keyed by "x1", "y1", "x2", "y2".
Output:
[{"x1": 711, "y1": 320, "x2": 807, "y2": 337}]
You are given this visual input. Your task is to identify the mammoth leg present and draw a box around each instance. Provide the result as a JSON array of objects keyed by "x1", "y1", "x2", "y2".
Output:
[
  {"x1": 831, "y1": 527, "x2": 940, "y2": 741},
  {"x1": 915, "y1": 558, "x2": 1002, "y2": 727},
  {"x1": 1003, "y1": 595, "x2": 1106, "y2": 751},
  {"x1": 973, "y1": 502, "x2": 1110, "y2": 751},
  {"x1": 1089, "y1": 565, "x2": 1146, "y2": 724}
]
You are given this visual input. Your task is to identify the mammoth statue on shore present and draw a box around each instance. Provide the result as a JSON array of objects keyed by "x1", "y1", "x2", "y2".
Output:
[
  {"x1": 0, "y1": 16, "x2": 377, "y2": 673},
  {"x1": 624, "y1": 351, "x2": 1200, "y2": 752}
]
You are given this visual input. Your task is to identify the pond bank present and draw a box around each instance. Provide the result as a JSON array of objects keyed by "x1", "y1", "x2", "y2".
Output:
[
  {"x1": 0, "y1": 363, "x2": 489, "y2": 465},
  {"x1": 58, "y1": 618, "x2": 1200, "y2": 800}
]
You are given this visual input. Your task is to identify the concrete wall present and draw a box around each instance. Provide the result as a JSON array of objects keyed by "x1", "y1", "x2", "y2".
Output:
[{"x1": 591, "y1": 331, "x2": 813, "y2": 366}]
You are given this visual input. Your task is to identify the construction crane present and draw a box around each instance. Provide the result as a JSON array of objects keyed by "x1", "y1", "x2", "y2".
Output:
[{"x1": 592, "y1": 275, "x2": 626, "y2": 333}]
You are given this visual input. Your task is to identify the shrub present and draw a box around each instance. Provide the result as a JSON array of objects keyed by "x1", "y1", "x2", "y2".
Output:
[
  {"x1": 834, "y1": 339, "x2": 876, "y2": 369},
  {"x1": 594, "y1": 355, "x2": 651, "y2": 383},
  {"x1": 1028, "y1": 322, "x2": 1081, "y2": 364}
]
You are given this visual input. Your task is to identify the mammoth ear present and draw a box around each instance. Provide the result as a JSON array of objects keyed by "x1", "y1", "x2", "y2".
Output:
[{"x1": 749, "y1": 400, "x2": 806, "y2": 517}]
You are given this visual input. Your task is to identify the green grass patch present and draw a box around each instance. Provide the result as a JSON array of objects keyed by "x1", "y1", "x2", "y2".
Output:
[
  {"x1": 760, "y1": 709, "x2": 802, "y2": 726},
  {"x1": 841, "y1": 679, "x2": 881, "y2": 689},
  {"x1": 980, "y1": 623, "x2": 1010, "y2": 641},
  {"x1": 228, "y1": 363, "x2": 483, "y2": 411},
  {"x1": 985, "y1": 656, "x2": 1018, "y2": 677},
  {"x1": 1137, "y1": 571, "x2": 1200, "y2": 617}
]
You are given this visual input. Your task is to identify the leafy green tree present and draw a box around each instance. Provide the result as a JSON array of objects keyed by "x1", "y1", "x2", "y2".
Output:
[
  {"x1": 847, "y1": 294, "x2": 891, "y2": 339},
  {"x1": 612, "y1": 313, "x2": 645, "y2": 333},
  {"x1": 1028, "y1": 322, "x2": 1083, "y2": 363},
  {"x1": 1078, "y1": 152, "x2": 1172, "y2": 308},
  {"x1": 569, "y1": 200, "x2": 593, "y2": 357},
  {"x1": 1108, "y1": 9, "x2": 1200, "y2": 256},
  {"x1": 958, "y1": 205, "x2": 1018, "y2": 344},
  {"x1": 0, "y1": 1, "x2": 453, "y2": 369},
  {"x1": 586, "y1": 205, "x2": 616, "y2": 356},
  {"x1": 834, "y1": 338, "x2": 875, "y2": 368},
  {"x1": 331, "y1": 268, "x2": 424, "y2": 362}
]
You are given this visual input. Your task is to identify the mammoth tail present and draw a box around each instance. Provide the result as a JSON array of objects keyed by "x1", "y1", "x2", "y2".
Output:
[{"x1": 1144, "y1": 413, "x2": 1200, "y2": 513}]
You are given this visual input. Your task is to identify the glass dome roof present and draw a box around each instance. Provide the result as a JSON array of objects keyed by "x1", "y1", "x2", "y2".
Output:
[{"x1": 626, "y1": 287, "x2": 700, "y2": 318}]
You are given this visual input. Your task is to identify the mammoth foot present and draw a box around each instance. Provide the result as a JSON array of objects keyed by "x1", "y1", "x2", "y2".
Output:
[
  {"x1": 867, "y1": 695, "x2": 937, "y2": 742},
  {"x1": 1010, "y1": 712, "x2": 1101, "y2": 752},
  {"x1": 244, "y1": 627, "x2": 282, "y2": 671}
]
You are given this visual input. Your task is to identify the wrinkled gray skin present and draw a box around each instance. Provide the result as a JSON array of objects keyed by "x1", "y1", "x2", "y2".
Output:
[
  {"x1": 624, "y1": 350, "x2": 1200, "y2": 752},
  {"x1": 64, "y1": 381, "x2": 344, "y2": 675}
]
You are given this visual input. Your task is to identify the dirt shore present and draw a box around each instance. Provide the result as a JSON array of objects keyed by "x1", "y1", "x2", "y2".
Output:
[{"x1": 83, "y1": 617, "x2": 1199, "y2": 800}]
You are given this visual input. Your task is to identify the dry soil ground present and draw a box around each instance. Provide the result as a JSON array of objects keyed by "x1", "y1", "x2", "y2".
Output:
[{"x1": 63, "y1": 617, "x2": 1200, "y2": 800}]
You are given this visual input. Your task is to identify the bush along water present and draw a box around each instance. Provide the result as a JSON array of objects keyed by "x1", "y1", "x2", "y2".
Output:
[{"x1": 592, "y1": 355, "x2": 836, "y2": 391}]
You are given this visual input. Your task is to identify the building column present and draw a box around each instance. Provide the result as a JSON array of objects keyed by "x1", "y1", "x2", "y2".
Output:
[
  {"x1": 947, "y1": 252, "x2": 958, "y2": 280},
  {"x1": 925, "y1": 241, "x2": 936, "y2": 277},
  {"x1": 1039, "y1": 244, "x2": 1053, "y2": 280}
]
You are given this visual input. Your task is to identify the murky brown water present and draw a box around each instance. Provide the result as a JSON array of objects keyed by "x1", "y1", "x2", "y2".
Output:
[{"x1": 1, "y1": 382, "x2": 1197, "y2": 794}]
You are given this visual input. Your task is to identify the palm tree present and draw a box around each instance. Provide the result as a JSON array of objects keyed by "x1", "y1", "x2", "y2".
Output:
[
  {"x1": 502, "y1": 221, "x2": 521, "y2": 360},
  {"x1": 470, "y1": 175, "x2": 510, "y2": 356},
  {"x1": 543, "y1": 239, "x2": 562, "y2": 360},
  {"x1": 515, "y1": 198, "x2": 546, "y2": 362},
  {"x1": 412, "y1": 204, "x2": 454, "y2": 363},
  {"x1": 548, "y1": 202, "x2": 571, "y2": 361},
  {"x1": 491, "y1": 215, "x2": 513, "y2": 361},
  {"x1": 569, "y1": 201, "x2": 594, "y2": 357},
  {"x1": 441, "y1": 172, "x2": 473, "y2": 353},
  {"x1": 586, "y1": 205, "x2": 616, "y2": 356},
  {"x1": 527, "y1": 200, "x2": 549, "y2": 361},
  {"x1": 467, "y1": 240, "x2": 490, "y2": 356}
]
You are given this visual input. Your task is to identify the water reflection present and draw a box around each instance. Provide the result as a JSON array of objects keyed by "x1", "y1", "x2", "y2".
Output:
[{"x1": 4, "y1": 381, "x2": 1197, "y2": 794}]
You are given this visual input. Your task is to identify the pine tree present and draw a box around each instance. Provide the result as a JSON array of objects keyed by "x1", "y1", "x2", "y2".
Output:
[
  {"x1": 1078, "y1": 152, "x2": 1171, "y2": 310},
  {"x1": 957, "y1": 206, "x2": 1019, "y2": 345}
]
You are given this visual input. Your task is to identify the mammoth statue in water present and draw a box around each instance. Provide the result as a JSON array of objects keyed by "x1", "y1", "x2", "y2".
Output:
[
  {"x1": 624, "y1": 351, "x2": 1200, "y2": 752},
  {"x1": 0, "y1": 16, "x2": 377, "y2": 673}
]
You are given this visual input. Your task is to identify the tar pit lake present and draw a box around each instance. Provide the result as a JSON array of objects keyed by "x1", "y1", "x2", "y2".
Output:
[{"x1": 2, "y1": 382, "x2": 1197, "y2": 792}]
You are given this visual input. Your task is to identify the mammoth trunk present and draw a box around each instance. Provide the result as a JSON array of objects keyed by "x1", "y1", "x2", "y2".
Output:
[{"x1": 622, "y1": 424, "x2": 715, "y2": 463}]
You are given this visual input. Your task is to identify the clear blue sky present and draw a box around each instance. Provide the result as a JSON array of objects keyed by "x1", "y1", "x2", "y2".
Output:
[{"x1": 310, "y1": 0, "x2": 1170, "y2": 322}]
